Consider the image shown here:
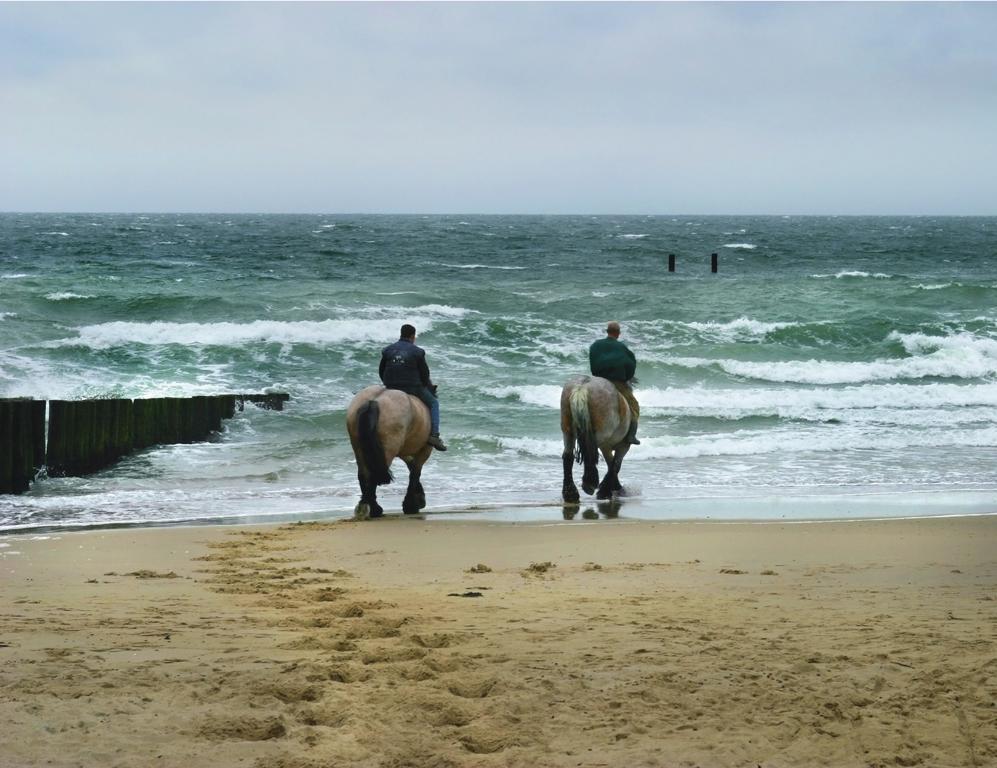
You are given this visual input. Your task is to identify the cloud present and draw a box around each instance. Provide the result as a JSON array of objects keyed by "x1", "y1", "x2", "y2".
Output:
[{"x1": 1, "y1": 2, "x2": 995, "y2": 213}]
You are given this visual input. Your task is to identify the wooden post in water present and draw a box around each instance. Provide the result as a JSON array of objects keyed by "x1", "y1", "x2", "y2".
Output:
[
  {"x1": 0, "y1": 400, "x2": 13, "y2": 493},
  {"x1": 711, "y1": 253, "x2": 718, "y2": 273},
  {"x1": 668, "y1": 254, "x2": 676, "y2": 272}
]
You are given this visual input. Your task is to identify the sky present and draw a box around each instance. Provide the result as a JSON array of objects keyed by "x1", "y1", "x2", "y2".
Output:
[{"x1": 2, "y1": 1, "x2": 996, "y2": 215}]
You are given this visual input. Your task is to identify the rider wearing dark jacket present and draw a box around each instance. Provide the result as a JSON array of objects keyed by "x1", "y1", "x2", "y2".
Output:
[
  {"x1": 588, "y1": 321, "x2": 640, "y2": 445},
  {"x1": 379, "y1": 324, "x2": 447, "y2": 451}
]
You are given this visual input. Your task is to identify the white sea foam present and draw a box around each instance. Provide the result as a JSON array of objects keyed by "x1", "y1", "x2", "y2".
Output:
[
  {"x1": 658, "y1": 329, "x2": 997, "y2": 385},
  {"x1": 411, "y1": 304, "x2": 477, "y2": 318},
  {"x1": 498, "y1": 425, "x2": 997, "y2": 461},
  {"x1": 893, "y1": 331, "x2": 997, "y2": 358},
  {"x1": 618, "y1": 234, "x2": 648, "y2": 239},
  {"x1": 434, "y1": 262, "x2": 526, "y2": 270},
  {"x1": 915, "y1": 283, "x2": 954, "y2": 290},
  {"x1": 485, "y1": 382, "x2": 997, "y2": 422},
  {"x1": 632, "y1": 426, "x2": 997, "y2": 461},
  {"x1": 40, "y1": 231, "x2": 69, "y2": 237},
  {"x1": 812, "y1": 271, "x2": 892, "y2": 279},
  {"x1": 46, "y1": 292, "x2": 95, "y2": 301},
  {"x1": 485, "y1": 384, "x2": 562, "y2": 408},
  {"x1": 670, "y1": 350, "x2": 997, "y2": 386},
  {"x1": 1, "y1": 274, "x2": 29, "y2": 279},
  {"x1": 685, "y1": 317, "x2": 797, "y2": 339},
  {"x1": 0, "y1": 312, "x2": 15, "y2": 320},
  {"x1": 640, "y1": 382, "x2": 997, "y2": 413},
  {"x1": 722, "y1": 243, "x2": 757, "y2": 250},
  {"x1": 57, "y1": 318, "x2": 439, "y2": 350}
]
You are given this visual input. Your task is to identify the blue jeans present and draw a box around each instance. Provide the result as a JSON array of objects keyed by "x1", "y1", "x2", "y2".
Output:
[{"x1": 400, "y1": 386, "x2": 440, "y2": 434}]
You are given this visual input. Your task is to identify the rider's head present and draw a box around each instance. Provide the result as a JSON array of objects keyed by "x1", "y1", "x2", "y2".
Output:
[
  {"x1": 606, "y1": 321, "x2": 621, "y2": 338},
  {"x1": 400, "y1": 324, "x2": 416, "y2": 340}
]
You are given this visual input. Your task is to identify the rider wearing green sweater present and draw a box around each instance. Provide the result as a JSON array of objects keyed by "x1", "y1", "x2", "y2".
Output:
[{"x1": 588, "y1": 321, "x2": 640, "y2": 445}]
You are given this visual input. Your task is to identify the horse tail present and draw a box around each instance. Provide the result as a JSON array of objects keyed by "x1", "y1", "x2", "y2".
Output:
[
  {"x1": 356, "y1": 399, "x2": 393, "y2": 486},
  {"x1": 569, "y1": 386, "x2": 599, "y2": 481}
]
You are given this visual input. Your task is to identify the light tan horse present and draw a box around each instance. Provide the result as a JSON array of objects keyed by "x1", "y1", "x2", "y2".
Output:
[
  {"x1": 560, "y1": 375, "x2": 633, "y2": 503},
  {"x1": 346, "y1": 385, "x2": 434, "y2": 519}
]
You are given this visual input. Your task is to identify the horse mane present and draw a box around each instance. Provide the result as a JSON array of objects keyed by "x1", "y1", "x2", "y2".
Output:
[{"x1": 356, "y1": 399, "x2": 393, "y2": 486}]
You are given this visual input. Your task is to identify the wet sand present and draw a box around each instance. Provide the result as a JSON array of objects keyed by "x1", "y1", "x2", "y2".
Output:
[{"x1": 1, "y1": 515, "x2": 995, "y2": 767}]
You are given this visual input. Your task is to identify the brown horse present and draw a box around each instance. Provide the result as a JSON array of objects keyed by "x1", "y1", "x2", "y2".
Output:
[
  {"x1": 346, "y1": 385, "x2": 434, "y2": 519},
  {"x1": 560, "y1": 376, "x2": 634, "y2": 503}
]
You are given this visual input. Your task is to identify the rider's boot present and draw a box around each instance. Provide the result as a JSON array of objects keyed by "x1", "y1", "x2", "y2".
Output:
[
  {"x1": 625, "y1": 420, "x2": 640, "y2": 445},
  {"x1": 427, "y1": 433, "x2": 448, "y2": 451}
]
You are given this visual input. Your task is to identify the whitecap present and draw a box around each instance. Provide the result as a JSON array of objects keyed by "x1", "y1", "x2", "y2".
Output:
[
  {"x1": 434, "y1": 262, "x2": 526, "y2": 270},
  {"x1": 826, "y1": 271, "x2": 892, "y2": 279},
  {"x1": 54, "y1": 317, "x2": 441, "y2": 350},
  {"x1": 667, "y1": 329, "x2": 997, "y2": 384},
  {"x1": 409, "y1": 304, "x2": 477, "y2": 318},
  {"x1": 1, "y1": 274, "x2": 29, "y2": 280},
  {"x1": 45, "y1": 292, "x2": 95, "y2": 301},
  {"x1": 685, "y1": 317, "x2": 797, "y2": 339},
  {"x1": 617, "y1": 234, "x2": 648, "y2": 239},
  {"x1": 40, "y1": 231, "x2": 69, "y2": 237},
  {"x1": 722, "y1": 243, "x2": 756, "y2": 250},
  {"x1": 638, "y1": 382, "x2": 997, "y2": 417},
  {"x1": 484, "y1": 384, "x2": 563, "y2": 408},
  {"x1": 0, "y1": 312, "x2": 16, "y2": 320}
]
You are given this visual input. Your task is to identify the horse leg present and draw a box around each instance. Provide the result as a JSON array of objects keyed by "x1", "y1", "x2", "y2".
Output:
[
  {"x1": 581, "y1": 458, "x2": 599, "y2": 496},
  {"x1": 402, "y1": 450, "x2": 430, "y2": 514},
  {"x1": 597, "y1": 444, "x2": 630, "y2": 500},
  {"x1": 561, "y1": 432, "x2": 580, "y2": 503},
  {"x1": 354, "y1": 471, "x2": 384, "y2": 520}
]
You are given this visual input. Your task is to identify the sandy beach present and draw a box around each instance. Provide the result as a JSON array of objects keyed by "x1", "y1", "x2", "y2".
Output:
[{"x1": 1, "y1": 515, "x2": 995, "y2": 768}]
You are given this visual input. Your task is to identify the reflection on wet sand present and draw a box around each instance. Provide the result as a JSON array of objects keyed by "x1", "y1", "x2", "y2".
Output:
[{"x1": 562, "y1": 499, "x2": 621, "y2": 520}]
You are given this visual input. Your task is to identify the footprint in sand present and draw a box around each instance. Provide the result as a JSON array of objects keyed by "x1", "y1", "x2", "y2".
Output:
[
  {"x1": 447, "y1": 677, "x2": 497, "y2": 699},
  {"x1": 197, "y1": 714, "x2": 286, "y2": 741}
]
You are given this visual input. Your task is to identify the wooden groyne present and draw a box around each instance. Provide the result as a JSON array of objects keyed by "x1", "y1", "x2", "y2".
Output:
[{"x1": 0, "y1": 393, "x2": 289, "y2": 494}]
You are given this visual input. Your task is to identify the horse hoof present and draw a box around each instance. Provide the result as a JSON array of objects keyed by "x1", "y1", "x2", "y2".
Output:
[
  {"x1": 353, "y1": 503, "x2": 370, "y2": 521},
  {"x1": 581, "y1": 482, "x2": 597, "y2": 496}
]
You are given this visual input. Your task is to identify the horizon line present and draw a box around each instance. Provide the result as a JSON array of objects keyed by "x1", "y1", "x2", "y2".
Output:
[{"x1": 2, "y1": 210, "x2": 996, "y2": 218}]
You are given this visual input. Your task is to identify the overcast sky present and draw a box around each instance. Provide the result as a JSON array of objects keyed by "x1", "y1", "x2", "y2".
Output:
[{"x1": 2, "y1": 2, "x2": 995, "y2": 215}]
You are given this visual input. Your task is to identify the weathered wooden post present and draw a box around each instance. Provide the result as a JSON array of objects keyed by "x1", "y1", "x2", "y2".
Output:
[
  {"x1": 711, "y1": 253, "x2": 718, "y2": 273},
  {"x1": 132, "y1": 398, "x2": 150, "y2": 451},
  {"x1": 114, "y1": 399, "x2": 134, "y2": 462},
  {"x1": 192, "y1": 396, "x2": 210, "y2": 441},
  {"x1": 0, "y1": 400, "x2": 13, "y2": 493},
  {"x1": 668, "y1": 253, "x2": 675, "y2": 272},
  {"x1": 11, "y1": 400, "x2": 36, "y2": 493},
  {"x1": 75, "y1": 401, "x2": 97, "y2": 475}
]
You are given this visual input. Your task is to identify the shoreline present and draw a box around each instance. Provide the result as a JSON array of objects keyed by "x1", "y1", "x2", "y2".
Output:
[
  {"x1": 2, "y1": 507, "x2": 995, "y2": 538},
  {"x1": 3, "y1": 484, "x2": 996, "y2": 535},
  {"x1": 3, "y1": 509, "x2": 997, "y2": 539},
  {"x1": 2, "y1": 515, "x2": 995, "y2": 767}
]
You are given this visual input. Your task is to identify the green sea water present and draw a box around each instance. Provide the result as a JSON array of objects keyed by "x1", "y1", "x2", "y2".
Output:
[{"x1": 1, "y1": 214, "x2": 996, "y2": 530}]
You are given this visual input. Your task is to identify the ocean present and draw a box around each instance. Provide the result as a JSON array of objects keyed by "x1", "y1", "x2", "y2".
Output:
[{"x1": 1, "y1": 213, "x2": 995, "y2": 531}]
